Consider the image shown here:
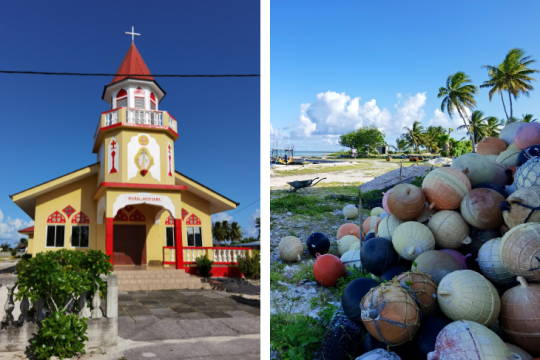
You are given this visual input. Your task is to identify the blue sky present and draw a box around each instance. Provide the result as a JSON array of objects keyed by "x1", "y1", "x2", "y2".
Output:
[
  {"x1": 271, "y1": 0, "x2": 540, "y2": 151},
  {"x1": 0, "y1": 0, "x2": 260, "y2": 244}
]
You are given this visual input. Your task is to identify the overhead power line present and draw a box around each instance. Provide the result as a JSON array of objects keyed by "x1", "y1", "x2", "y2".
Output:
[
  {"x1": 228, "y1": 199, "x2": 260, "y2": 216},
  {"x1": 0, "y1": 70, "x2": 259, "y2": 77}
]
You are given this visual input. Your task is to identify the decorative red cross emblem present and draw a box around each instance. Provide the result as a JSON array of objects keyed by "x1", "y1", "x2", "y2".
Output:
[
  {"x1": 111, "y1": 140, "x2": 117, "y2": 149},
  {"x1": 140, "y1": 137, "x2": 148, "y2": 145}
]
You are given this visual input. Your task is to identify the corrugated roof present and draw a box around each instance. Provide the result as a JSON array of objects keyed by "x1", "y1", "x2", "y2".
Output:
[{"x1": 109, "y1": 44, "x2": 154, "y2": 85}]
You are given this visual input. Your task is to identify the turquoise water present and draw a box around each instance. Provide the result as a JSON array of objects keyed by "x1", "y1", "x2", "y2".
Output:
[{"x1": 270, "y1": 150, "x2": 338, "y2": 157}]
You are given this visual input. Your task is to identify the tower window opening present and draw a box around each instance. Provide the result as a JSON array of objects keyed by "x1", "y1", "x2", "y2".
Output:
[
  {"x1": 116, "y1": 89, "x2": 128, "y2": 108},
  {"x1": 150, "y1": 93, "x2": 156, "y2": 110},
  {"x1": 135, "y1": 97, "x2": 145, "y2": 109}
]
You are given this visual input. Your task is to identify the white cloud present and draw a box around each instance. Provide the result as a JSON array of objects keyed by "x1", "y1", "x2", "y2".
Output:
[
  {"x1": 0, "y1": 209, "x2": 34, "y2": 243},
  {"x1": 272, "y1": 91, "x2": 428, "y2": 149},
  {"x1": 426, "y1": 108, "x2": 470, "y2": 137},
  {"x1": 270, "y1": 123, "x2": 289, "y2": 140},
  {"x1": 242, "y1": 209, "x2": 260, "y2": 238},
  {"x1": 211, "y1": 212, "x2": 233, "y2": 224}
]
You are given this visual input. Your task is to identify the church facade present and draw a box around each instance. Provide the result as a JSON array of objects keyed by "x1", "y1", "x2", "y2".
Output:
[{"x1": 11, "y1": 44, "x2": 242, "y2": 273}]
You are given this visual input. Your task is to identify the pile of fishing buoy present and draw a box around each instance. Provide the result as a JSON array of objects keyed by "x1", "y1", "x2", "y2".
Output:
[{"x1": 277, "y1": 122, "x2": 540, "y2": 360}]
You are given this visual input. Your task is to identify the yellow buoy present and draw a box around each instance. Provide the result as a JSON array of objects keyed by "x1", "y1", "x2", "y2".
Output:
[
  {"x1": 337, "y1": 235, "x2": 359, "y2": 256},
  {"x1": 370, "y1": 207, "x2": 385, "y2": 217},
  {"x1": 278, "y1": 236, "x2": 303, "y2": 262},
  {"x1": 376, "y1": 215, "x2": 405, "y2": 240},
  {"x1": 392, "y1": 222, "x2": 435, "y2": 260},
  {"x1": 427, "y1": 210, "x2": 471, "y2": 249}
]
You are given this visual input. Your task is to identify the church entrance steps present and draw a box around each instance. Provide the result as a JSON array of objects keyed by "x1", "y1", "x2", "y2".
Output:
[{"x1": 115, "y1": 269, "x2": 225, "y2": 292}]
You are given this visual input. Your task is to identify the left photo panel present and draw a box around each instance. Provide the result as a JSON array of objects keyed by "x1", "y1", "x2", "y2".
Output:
[{"x1": 0, "y1": 1, "x2": 261, "y2": 359}]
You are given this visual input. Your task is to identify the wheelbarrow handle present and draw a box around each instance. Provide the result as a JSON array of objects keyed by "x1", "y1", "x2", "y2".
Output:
[{"x1": 309, "y1": 178, "x2": 326, "y2": 187}]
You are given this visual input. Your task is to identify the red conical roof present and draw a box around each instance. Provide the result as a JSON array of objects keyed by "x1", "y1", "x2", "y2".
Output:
[{"x1": 109, "y1": 44, "x2": 154, "y2": 85}]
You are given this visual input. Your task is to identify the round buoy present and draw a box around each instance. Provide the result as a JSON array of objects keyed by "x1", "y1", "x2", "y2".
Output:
[
  {"x1": 363, "y1": 216, "x2": 382, "y2": 235},
  {"x1": 379, "y1": 211, "x2": 389, "y2": 219},
  {"x1": 376, "y1": 215, "x2": 405, "y2": 240},
  {"x1": 361, "y1": 283, "x2": 420, "y2": 346},
  {"x1": 440, "y1": 249, "x2": 469, "y2": 269},
  {"x1": 307, "y1": 232, "x2": 330, "y2": 258},
  {"x1": 387, "y1": 184, "x2": 426, "y2": 221},
  {"x1": 397, "y1": 316, "x2": 452, "y2": 360},
  {"x1": 437, "y1": 270, "x2": 500, "y2": 326},
  {"x1": 343, "y1": 204, "x2": 359, "y2": 219},
  {"x1": 341, "y1": 249, "x2": 361, "y2": 270},
  {"x1": 497, "y1": 146, "x2": 521, "y2": 167},
  {"x1": 472, "y1": 182, "x2": 509, "y2": 198},
  {"x1": 394, "y1": 271, "x2": 439, "y2": 316},
  {"x1": 463, "y1": 226, "x2": 502, "y2": 256},
  {"x1": 361, "y1": 237, "x2": 399, "y2": 276},
  {"x1": 427, "y1": 320, "x2": 511, "y2": 360},
  {"x1": 392, "y1": 222, "x2": 436, "y2": 260},
  {"x1": 349, "y1": 241, "x2": 360, "y2": 251},
  {"x1": 517, "y1": 145, "x2": 540, "y2": 168},
  {"x1": 412, "y1": 250, "x2": 462, "y2": 284},
  {"x1": 491, "y1": 162, "x2": 513, "y2": 186},
  {"x1": 500, "y1": 122, "x2": 526, "y2": 145},
  {"x1": 422, "y1": 167, "x2": 471, "y2": 210},
  {"x1": 382, "y1": 188, "x2": 394, "y2": 215},
  {"x1": 506, "y1": 343, "x2": 534, "y2": 360},
  {"x1": 500, "y1": 276, "x2": 540, "y2": 356},
  {"x1": 356, "y1": 349, "x2": 402, "y2": 360},
  {"x1": 477, "y1": 238, "x2": 513, "y2": 285},
  {"x1": 371, "y1": 207, "x2": 385, "y2": 216},
  {"x1": 313, "y1": 253, "x2": 344, "y2": 287},
  {"x1": 477, "y1": 136, "x2": 507, "y2": 156},
  {"x1": 500, "y1": 223, "x2": 540, "y2": 282},
  {"x1": 451, "y1": 153, "x2": 495, "y2": 185},
  {"x1": 515, "y1": 157, "x2": 540, "y2": 189},
  {"x1": 380, "y1": 265, "x2": 408, "y2": 282},
  {"x1": 514, "y1": 122, "x2": 540, "y2": 150},
  {"x1": 341, "y1": 277, "x2": 380, "y2": 324},
  {"x1": 461, "y1": 188, "x2": 505, "y2": 230},
  {"x1": 338, "y1": 235, "x2": 359, "y2": 256},
  {"x1": 278, "y1": 236, "x2": 303, "y2": 262},
  {"x1": 337, "y1": 223, "x2": 361, "y2": 240},
  {"x1": 427, "y1": 210, "x2": 471, "y2": 249},
  {"x1": 501, "y1": 186, "x2": 540, "y2": 228}
]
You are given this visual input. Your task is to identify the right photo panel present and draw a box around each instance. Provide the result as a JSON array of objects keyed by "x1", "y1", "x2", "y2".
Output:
[{"x1": 270, "y1": 1, "x2": 540, "y2": 359}]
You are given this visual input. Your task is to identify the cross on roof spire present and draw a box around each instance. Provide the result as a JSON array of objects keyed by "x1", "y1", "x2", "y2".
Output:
[{"x1": 125, "y1": 26, "x2": 140, "y2": 44}]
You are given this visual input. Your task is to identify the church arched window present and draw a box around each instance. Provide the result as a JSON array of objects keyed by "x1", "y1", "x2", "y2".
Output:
[
  {"x1": 150, "y1": 93, "x2": 156, "y2": 110},
  {"x1": 134, "y1": 87, "x2": 145, "y2": 109},
  {"x1": 116, "y1": 89, "x2": 128, "y2": 108}
]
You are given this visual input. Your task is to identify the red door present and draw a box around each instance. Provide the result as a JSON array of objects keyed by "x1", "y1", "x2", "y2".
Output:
[{"x1": 113, "y1": 225, "x2": 147, "y2": 265}]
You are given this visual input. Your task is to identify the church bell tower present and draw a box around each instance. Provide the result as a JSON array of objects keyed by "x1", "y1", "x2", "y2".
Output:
[{"x1": 93, "y1": 34, "x2": 178, "y2": 187}]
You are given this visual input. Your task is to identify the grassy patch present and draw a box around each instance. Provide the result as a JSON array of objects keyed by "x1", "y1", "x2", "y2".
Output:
[
  {"x1": 270, "y1": 193, "x2": 334, "y2": 216},
  {"x1": 272, "y1": 162, "x2": 381, "y2": 177},
  {"x1": 271, "y1": 313, "x2": 326, "y2": 360}
]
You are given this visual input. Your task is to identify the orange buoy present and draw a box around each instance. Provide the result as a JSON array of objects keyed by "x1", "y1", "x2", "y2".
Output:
[
  {"x1": 337, "y1": 223, "x2": 360, "y2": 240},
  {"x1": 362, "y1": 216, "x2": 382, "y2": 235},
  {"x1": 422, "y1": 167, "x2": 471, "y2": 210},
  {"x1": 313, "y1": 253, "x2": 345, "y2": 287},
  {"x1": 476, "y1": 137, "x2": 507, "y2": 156},
  {"x1": 387, "y1": 184, "x2": 426, "y2": 220},
  {"x1": 461, "y1": 188, "x2": 505, "y2": 230}
]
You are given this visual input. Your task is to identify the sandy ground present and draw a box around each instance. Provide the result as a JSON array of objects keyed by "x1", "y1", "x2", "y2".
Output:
[{"x1": 270, "y1": 161, "x2": 399, "y2": 188}]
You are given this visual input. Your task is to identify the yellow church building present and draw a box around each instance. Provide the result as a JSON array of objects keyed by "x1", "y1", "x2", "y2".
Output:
[{"x1": 11, "y1": 43, "x2": 248, "y2": 276}]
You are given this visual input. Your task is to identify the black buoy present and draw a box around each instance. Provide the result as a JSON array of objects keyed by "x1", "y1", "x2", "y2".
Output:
[
  {"x1": 307, "y1": 232, "x2": 330, "y2": 258},
  {"x1": 364, "y1": 232, "x2": 376, "y2": 242},
  {"x1": 516, "y1": 145, "x2": 540, "y2": 167},
  {"x1": 471, "y1": 182, "x2": 508, "y2": 199},
  {"x1": 360, "y1": 333, "x2": 386, "y2": 353},
  {"x1": 360, "y1": 237, "x2": 399, "y2": 276},
  {"x1": 380, "y1": 265, "x2": 408, "y2": 282},
  {"x1": 393, "y1": 315, "x2": 452, "y2": 360},
  {"x1": 341, "y1": 277, "x2": 380, "y2": 324}
]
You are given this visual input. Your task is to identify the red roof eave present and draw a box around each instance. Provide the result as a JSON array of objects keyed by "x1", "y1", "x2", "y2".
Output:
[{"x1": 18, "y1": 226, "x2": 34, "y2": 234}]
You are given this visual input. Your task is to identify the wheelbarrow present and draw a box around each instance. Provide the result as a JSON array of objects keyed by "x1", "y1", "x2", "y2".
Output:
[{"x1": 287, "y1": 177, "x2": 326, "y2": 192}]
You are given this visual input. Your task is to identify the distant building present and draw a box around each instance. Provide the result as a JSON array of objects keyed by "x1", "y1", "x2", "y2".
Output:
[{"x1": 376, "y1": 146, "x2": 389, "y2": 155}]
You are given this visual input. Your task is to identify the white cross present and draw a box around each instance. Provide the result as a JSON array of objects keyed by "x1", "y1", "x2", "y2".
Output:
[{"x1": 125, "y1": 26, "x2": 140, "y2": 44}]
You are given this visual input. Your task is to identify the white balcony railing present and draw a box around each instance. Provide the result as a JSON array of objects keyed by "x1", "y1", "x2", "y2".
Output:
[
  {"x1": 126, "y1": 109, "x2": 163, "y2": 126},
  {"x1": 104, "y1": 110, "x2": 119, "y2": 127}
]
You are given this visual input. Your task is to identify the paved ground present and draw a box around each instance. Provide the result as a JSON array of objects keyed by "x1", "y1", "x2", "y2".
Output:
[{"x1": 0, "y1": 289, "x2": 260, "y2": 360}]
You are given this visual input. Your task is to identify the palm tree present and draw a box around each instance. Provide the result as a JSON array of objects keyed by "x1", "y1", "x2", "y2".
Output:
[
  {"x1": 255, "y1": 217, "x2": 260, "y2": 240},
  {"x1": 402, "y1": 121, "x2": 425, "y2": 154},
  {"x1": 14, "y1": 238, "x2": 28, "y2": 247},
  {"x1": 221, "y1": 220, "x2": 232, "y2": 244},
  {"x1": 230, "y1": 222, "x2": 243, "y2": 243},
  {"x1": 390, "y1": 138, "x2": 410, "y2": 153},
  {"x1": 457, "y1": 110, "x2": 489, "y2": 143},
  {"x1": 0, "y1": 243, "x2": 10, "y2": 252},
  {"x1": 481, "y1": 48, "x2": 538, "y2": 121},
  {"x1": 212, "y1": 222, "x2": 225, "y2": 243},
  {"x1": 484, "y1": 116, "x2": 504, "y2": 137},
  {"x1": 521, "y1": 114, "x2": 537, "y2": 123},
  {"x1": 438, "y1": 72, "x2": 479, "y2": 152}
]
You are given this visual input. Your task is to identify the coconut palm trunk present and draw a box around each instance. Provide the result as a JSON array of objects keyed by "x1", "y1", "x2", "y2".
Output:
[
  {"x1": 500, "y1": 92, "x2": 509, "y2": 121},
  {"x1": 456, "y1": 108, "x2": 476, "y2": 153},
  {"x1": 506, "y1": 79, "x2": 514, "y2": 120}
]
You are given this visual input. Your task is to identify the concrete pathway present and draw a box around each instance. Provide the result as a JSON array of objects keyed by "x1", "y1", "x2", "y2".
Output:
[{"x1": 0, "y1": 289, "x2": 260, "y2": 360}]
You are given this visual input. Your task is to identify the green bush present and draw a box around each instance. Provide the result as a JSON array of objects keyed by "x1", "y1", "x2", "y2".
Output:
[
  {"x1": 32, "y1": 311, "x2": 88, "y2": 360},
  {"x1": 10, "y1": 249, "x2": 16, "y2": 256},
  {"x1": 195, "y1": 254, "x2": 214, "y2": 278},
  {"x1": 15, "y1": 249, "x2": 112, "y2": 359},
  {"x1": 271, "y1": 313, "x2": 325, "y2": 360},
  {"x1": 15, "y1": 258, "x2": 28, "y2": 275},
  {"x1": 238, "y1": 251, "x2": 260, "y2": 279},
  {"x1": 22, "y1": 254, "x2": 32, "y2": 261}
]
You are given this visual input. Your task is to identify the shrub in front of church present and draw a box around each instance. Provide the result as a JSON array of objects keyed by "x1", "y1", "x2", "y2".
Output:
[
  {"x1": 15, "y1": 249, "x2": 113, "y2": 359},
  {"x1": 238, "y1": 251, "x2": 260, "y2": 279},
  {"x1": 195, "y1": 254, "x2": 214, "y2": 277},
  {"x1": 10, "y1": 248, "x2": 16, "y2": 257}
]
